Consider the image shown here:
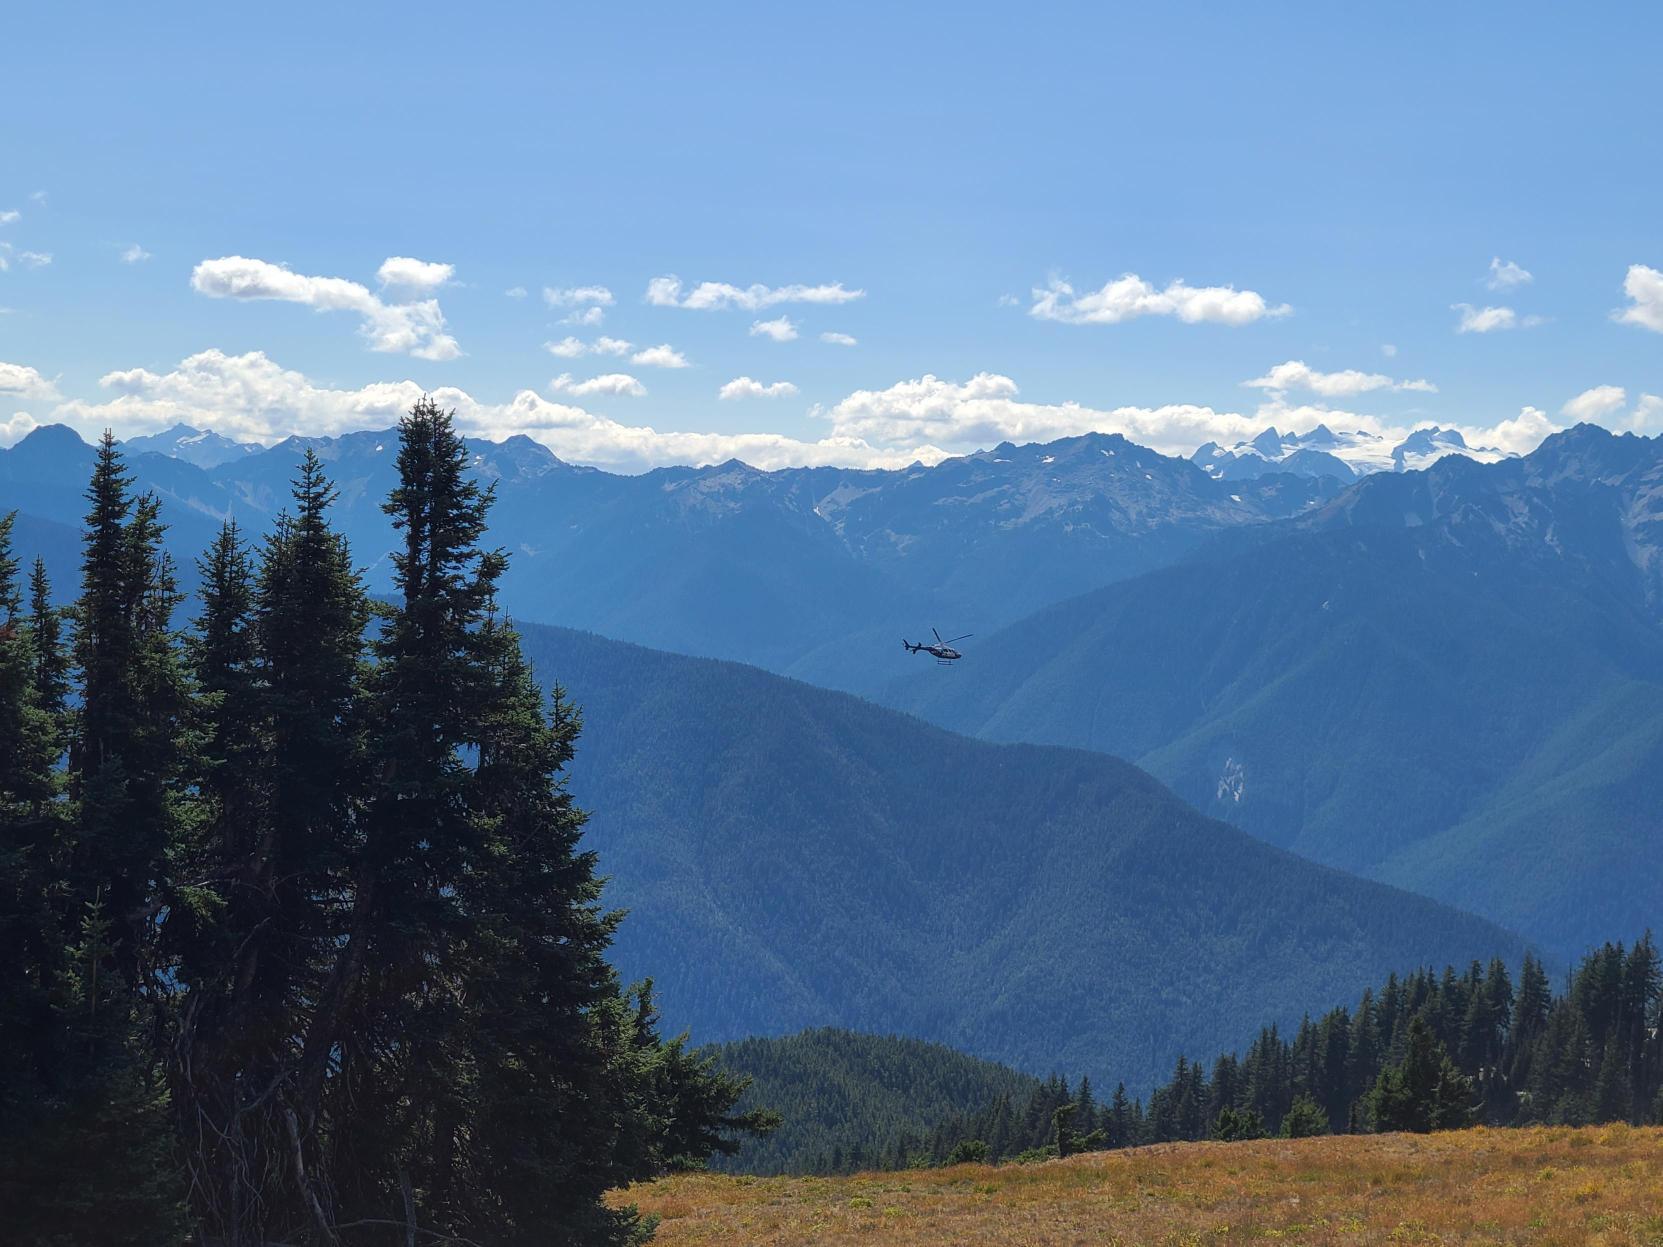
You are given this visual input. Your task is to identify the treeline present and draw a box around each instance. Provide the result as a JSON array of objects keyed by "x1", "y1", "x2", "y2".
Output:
[
  {"x1": 789, "y1": 940, "x2": 1662, "y2": 1173},
  {"x1": 0, "y1": 401, "x2": 766, "y2": 1247}
]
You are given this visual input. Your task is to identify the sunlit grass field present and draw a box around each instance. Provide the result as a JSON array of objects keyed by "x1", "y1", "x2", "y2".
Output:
[{"x1": 611, "y1": 1125, "x2": 1663, "y2": 1245}]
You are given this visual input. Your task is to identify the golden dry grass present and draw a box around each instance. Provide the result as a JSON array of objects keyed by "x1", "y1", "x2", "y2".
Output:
[{"x1": 610, "y1": 1125, "x2": 1663, "y2": 1246}]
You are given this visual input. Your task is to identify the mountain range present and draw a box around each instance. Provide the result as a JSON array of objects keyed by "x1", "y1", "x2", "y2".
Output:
[
  {"x1": 6, "y1": 417, "x2": 1660, "y2": 1006},
  {"x1": 2, "y1": 423, "x2": 1338, "y2": 684},
  {"x1": 885, "y1": 424, "x2": 1663, "y2": 956},
  {"x1": 1192, "y1": 424, "x2": 1509, "y2": 482}
]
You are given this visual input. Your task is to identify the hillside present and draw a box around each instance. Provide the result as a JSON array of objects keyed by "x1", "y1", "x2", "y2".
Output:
[
  {"x1": 885, "y1": 426, "x2": 1663, "y2": 957},
  {"x1": 706, "y1": 1030, "x2": 1039, "y2": 1175},
  {"x1": 613, "y1": 1126, "x2": 1663, "y2": 1246},
  {"x1": 512, "y1": 621, "x2": 1527, "y2": 1087}
]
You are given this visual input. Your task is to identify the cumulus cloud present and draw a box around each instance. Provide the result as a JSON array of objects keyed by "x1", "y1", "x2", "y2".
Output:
[
  {"x1": 377, "y1": 256, "x2": 454, "y2": 293},
  {"x1": 719, "y1": 377, "x2": 799, "y2": 400},
  {"x1": 750, "y1": 315, "x2": 798, "y2": 342},
  {"x1": 1243, "y1": 360, "x2": 1436, "y2": 397},
  {"x1": 120, "y1": 244, "x2": 152, "y2": 264},
  {"x1": 1030, "y1": 274, "x2": 1291, "y2": 326},
  {"x1": 1462, "y1": 406, "x2": 1561, "y2": 455},
  {"x1": 41, "y1": 348, "x2": 937, "y2": 472},
  {"x1": 1615, "y1": 264, "x2": 1663, "y2": 333},
  {"x1": 0, "y1": 361, "x2": 60, "y2": 401},
  {"x1": 630, "y1": 344, "x2": 689, "y2": 368},
  {"x1": 1632, "y1": 394, "x2": 1663, "y2": 433},
  {"x1": 562, "y1": 306, "x2": 606, "y2": 327},
  {"x1": 191, "y1": 255, "x2": 462, "y2": 360},
  {"x1": 824, "y1": 373, "x2": 1256, "y2": 454},
  {"x1": 1560, "y1": 384, "x2": 1663, "y2": 433},
  {"x1": 1, "y1": 412, "x2": 38, "y2": 446},
  {"x1": 1561, "y1": 385, "x2": 1627, "y2": 422},
  {"x1": 550, "y1": 372, "x2": 647, "y2": 398},
  {"x1": 646, "y1": 275, "x2": 864, "y2": 311},
  {"x1": 1452, "y1": 303, "x2": 1544, "y2": 333},
  {"x1": 545, "y1": 336, "x2": 643, "y2": 361},
  {"x1": 504, "y1": 286, "x2": 528, "y2": 299},
  {"x1": 545, "y1": 336, "x2": 588, "y2": 359},
  {"x1": 16, "y1": 250, "x2": 51, "y2": 269},
  {"x1": 1486, "y1": 258, "x2": 1533, "y2": 290},
  {"x1": 543, "y1": 285, "x2": 614, "y2": 308},
  {"x1": 820, "y1": 331, "x2": 858, "y2": 346},
  {"x1": 0, "y1": 210, "x2": 19, "y2": 226},
  {"x1": 1381, "y1": 344, "x2": 1398, "y2": 357}
]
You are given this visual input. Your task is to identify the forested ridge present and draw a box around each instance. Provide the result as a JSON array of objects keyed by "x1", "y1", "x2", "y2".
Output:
[
  {"x1": 729, "y1": 937, "x2": 1663, "y2": 1174},
  {"x1": 0, "y1": 402, "x2": 766, "y2": 1246}
]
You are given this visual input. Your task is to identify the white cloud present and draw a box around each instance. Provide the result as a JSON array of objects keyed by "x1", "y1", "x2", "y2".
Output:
[
  {"x1": 42, "y1": 347, "x2": 937, "y2": 472},
  {"x1": 28, "y1": 191, "x2": 46, "y2": 206},
  {"x1": 1632, "y1": 394, "x2": 1663, "y2": 433},
  {"x1": 1243, "y1": 359, "x2": 1436, "y2": 398},
  {"x1": 0, "y1": 210, "x2": 19, "y2": 226},
  {"x1": 1560, "y1": 384, "x2": 1663, "y2": 433},
  {"x1": 1461, "y1": 406, "x2": 1560, "y2": 455},
  {"x1": 1486, "y1": 257, "x2": 1533, "y2": 290},
  {"x1": 120, "y1": 244, "x2": 152, "y2": 264},
  {"x1": 1452, "y1": 303, "x2": 1544, "y2": 334},
  {"x1": 646, "y1": 275, "x2": 864, "y2": 311},
  {"x1": 1615, "y1": 264, "x2": 1663, "y2": 333},
  {"x1": 0, "y1": 361, "x2": 60, "y2": 401},
  {"x1": 750, "y1": 315, "x2": 798, "y2": 342},
  {"x1": 504, "y1": 286, "x2": 528, "y2": 298},
  {"x1": 631, "y1": 343, "x2": 689, "y2": 368},
  {"x1": 376, "y1": 255, "x2": 454, "y2": 293},
  {"x1": 1030, "y1": 274, "x2": 1291, "y2": 326},
  {"x1": 1561, "y1": 385, "x2": 1627, "y2": 422},
  {"x1": 545, "y1": 335, "x2": 640, "y2": 360},
  {"x1": 17, "y1": 250, "x2": 52, "y2": 269},
  {"x1": 191, "y1": 255, "x2": 462, "y2": 360},
  {"x1": 543, "y1": 284, "x2": 614, "y2": 308},
  {"x1": 820, "y1": 331, "x2": 858, "y2": 346},
  {"x1": 550, "y1": 372, "x2": 647, "y2": 398},
  {"x1": 0, "y1": 412, "x2": 38, "y2": 447},
  {"x1": 1381, "y1": 343, "x2": 1398, "y2": 357},
  {"x1": 719, "y1": 377, "x2": 799, "y2": 400},
  {"x1": 563, "y1": 306, "x2": 606, "y2": 326}
]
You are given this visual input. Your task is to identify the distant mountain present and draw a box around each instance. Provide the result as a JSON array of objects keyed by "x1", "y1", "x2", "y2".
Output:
[
  {"x1": 707, "y1": 1029, "x2": 1039, "y2": 1174},
  {"x1": 121, "y1": 423, "x2": 262, "y2": 469},
  {"x1": 885, "y1": 425, "x2": 1663, "y2": 957},
  {"x1": 3, "y1": 424, "x2": 1338, "y2": 684},
  {"x1": 1192, "y1": 424, "x2": 1510, "y2": 482},
  {"x1": 512, "y1": 620, "x2": 1527, "y2": 1087}
]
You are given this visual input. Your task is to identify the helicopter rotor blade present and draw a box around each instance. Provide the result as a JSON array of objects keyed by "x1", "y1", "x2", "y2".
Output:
[
  {"x1": 943, "y1": 633, "x2": 973, "y2": 645},
  {"x1": 932, "y1": 627, "x2": 944, "y2": 643}
]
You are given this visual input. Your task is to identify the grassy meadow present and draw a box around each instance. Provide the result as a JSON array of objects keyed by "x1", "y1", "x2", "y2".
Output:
[{"x1": 612, "y1": 1126, "x2": 1663, "y2": 1246}]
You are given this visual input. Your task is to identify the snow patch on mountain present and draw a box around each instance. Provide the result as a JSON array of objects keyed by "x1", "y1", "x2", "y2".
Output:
[{"x1": 1192, "y1": 424, "x2": 1511, "y2": 482}]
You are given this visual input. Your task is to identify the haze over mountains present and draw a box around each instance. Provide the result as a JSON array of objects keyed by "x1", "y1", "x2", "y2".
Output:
[
  {"x1": 512, "y1": 620, "x2": 1526, "y2": 1086},
  {"x1": 887, "y1": 424, "x2": 1663, "y2": 956},
  {"x1": 7, "y1": 416, "x2": 1661, "y2": 1040}
]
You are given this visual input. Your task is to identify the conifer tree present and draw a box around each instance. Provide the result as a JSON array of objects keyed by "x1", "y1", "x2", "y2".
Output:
[{"x1": 278, "y1": 400, "x2": 760, "y2": 1244}]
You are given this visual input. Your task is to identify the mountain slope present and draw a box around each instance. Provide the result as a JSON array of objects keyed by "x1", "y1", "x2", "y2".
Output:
[
  {"x1": 883, "y1": 426, "x2": 1663, "y2": 955},
  {"x1": 511, "y1": 621, "x2": 1526, "y2": 1088},
  {"x1": 707, "y1": 1029, "x2": 1040, "y2": 1174}
]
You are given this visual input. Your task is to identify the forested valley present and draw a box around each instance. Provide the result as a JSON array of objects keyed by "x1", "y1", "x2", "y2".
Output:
[
  {"x1": 0, "y1": 401, "x2": 768, "y2": 1246},
  {"x1": 717, "y1": 938, "x2": 1663, "y2": 1175}
]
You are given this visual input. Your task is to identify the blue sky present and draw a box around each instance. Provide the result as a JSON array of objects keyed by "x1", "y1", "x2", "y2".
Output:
[{"x1": 3, "y1": 3, "x2": 1661, "y2": 469}]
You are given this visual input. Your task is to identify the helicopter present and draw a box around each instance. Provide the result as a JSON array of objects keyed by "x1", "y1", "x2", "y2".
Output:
[{"x1": 903, "y1": 627, "x2": 972, "y2": 665}]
